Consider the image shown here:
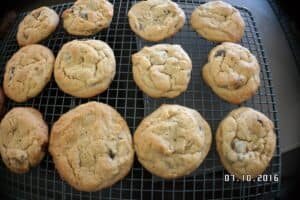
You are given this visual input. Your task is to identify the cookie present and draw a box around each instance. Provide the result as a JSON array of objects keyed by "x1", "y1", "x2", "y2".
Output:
[
  {"x1": 0, "y1": 107, "x2": 48, "y2": 173},
  {"x1": 128, "y1": 0, "x2": 186, "y2": 41},
  {"x1": 17, "y1": 7, "x2": 59, "y2": 46},
  {"x1": 62, "y1": 0, "x2": 113, "y2": 36},
  {"x1": 202, "y1": 42, "x2": 260, "y2": 104},
  {"x1": 54, "y1": 40, "x2": 116, "y2": 98},
  {"x1": 190, "y1": 1, "x2": 245, "y2": 43},
  {"x1": 132, "y1": 44, "x2": 192, "y2": 98},
  {"x1": 49, "y1": 102, "x2": 134, "y2": 192},
  {"x1": 3, "y1": 44, "x2": 55, "y2": 102},
  {"x1": 134, "y1": 104, "x2": 212, "y2": 179},
  {"x1": 216, "y1": 107, "x2": 276, "y2": 180}
]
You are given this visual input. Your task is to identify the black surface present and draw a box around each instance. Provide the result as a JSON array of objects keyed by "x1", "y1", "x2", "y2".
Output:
[
  {"x1": 0, "y1": 0, "x2": 281, "y2": 199},
  {"x1": 280, "y1": 147, "x2": 300, "y2": 199},
  {"x1": 267, "y1": 0, "x2": 300, "y2": 74}
]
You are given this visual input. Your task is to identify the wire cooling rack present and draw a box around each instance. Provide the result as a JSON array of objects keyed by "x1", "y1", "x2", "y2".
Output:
[{"x1": 0, "y1": 0, "x2": 280, "y2": 199}]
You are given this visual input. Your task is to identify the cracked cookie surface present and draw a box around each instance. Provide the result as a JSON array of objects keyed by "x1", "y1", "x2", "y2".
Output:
[
  {"x1": 49, "y1": 102, "x2": 134, "y2": 192},
  {"x1": 128, "y1": 0, "x2": 186, "y2": 41},
  {"x1": 3, "y1": 44, "x2": 55, "y2": 102},
  {"x1": 202, "y1": 42, "x2": 260, "y2": 104},
  {"x1": 216, "y1": 107, "x2": 276, "y2": 179},
  {"x1": 134, "y1": 104, "x2": 212, "y2": 179},
  {"x1": 0, "y1": 107, "x2": 48, "y2": 173},
  {"x1": 190, "y1": 1, "x2": 245, "y2": 42},
  {"x1": 54, "y1": 40, "x2": 116, "y2": 98},
  {"x1": 17, "y1": 7, "x2": 59, "y2": 46},
  {"x1": 132, "y1": 44, "x2": 192, "y2": 98},
  {"x1": 62, "y1": 0, "x2": 113, "y2": 36}
]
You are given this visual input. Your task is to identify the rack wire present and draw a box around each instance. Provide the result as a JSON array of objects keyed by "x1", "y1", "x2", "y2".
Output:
[{"x1": 0, "y1": 0, "x2": 280, "y2": 199}]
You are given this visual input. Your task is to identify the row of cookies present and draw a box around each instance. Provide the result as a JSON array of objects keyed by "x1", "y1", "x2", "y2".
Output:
[
  {"x1": 3, "y1": 40, "x2": 115, "y2": 102},
  {"x1": 128, "y1": 0, "x2": 245, "y2": 43},
  {"x1": 132, "y1": 42, "x2": 260, "y2": 104},
  {"x1": 16, "y1": 0, "x2": 244, "y2": 46},
  {"x1": 16, "y1": 0, "x2": 114, "y2": 46},
  {"x1": 3, "y1": 40, "x2": 259, "y2": 105},
  {"x1": 0, "y1": 102, "x2": 276, "y2": 192}
]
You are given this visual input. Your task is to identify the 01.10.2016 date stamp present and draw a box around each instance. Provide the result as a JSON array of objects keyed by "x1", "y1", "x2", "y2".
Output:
[{"x1": 224, "y1": 174, "x2": 279, "y2": 182}]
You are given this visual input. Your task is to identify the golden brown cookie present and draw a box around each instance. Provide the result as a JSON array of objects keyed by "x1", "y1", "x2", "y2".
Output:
[
  {"x1": 132, "y1": 44, "x2": 192, "y2": 98},
  {"x1": 0, "y1": 107, "x2": 48, "y2": 173},
  {"x1": 202, "y1": 42, "x2": 260, "y2": 104},
  {"x1": 54, "y1": 40, "x2": 116, "y2": 98},
  {"x1": 216, "y1": 107, "x2": 276, "y2": 180},
  {"x1": 134, "y1": 104, "x2": 212, "y2": 179},
  {"x1": 190, "y1": 1, "x2": 245, "y2": 43},
  {"x1": 128, "y1": 0, "x2": 186, "y2": 41},
  {"x1": 17, "y1": 7, "x2": 59, "y2": 46},
  {"x1": 62, "y1": 0, "x2": 113, "y2": 36},
  {"x1": 49, "y1": 102, "x2": 134, "y2": 192},
  {"x1": 3, "y1": 44, "x2": 55, "y2": 102}
]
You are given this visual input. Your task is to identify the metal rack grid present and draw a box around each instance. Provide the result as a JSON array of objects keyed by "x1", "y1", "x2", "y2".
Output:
[{"x1": 0, "y1": 0, "x2": 280, "y2": 199}]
